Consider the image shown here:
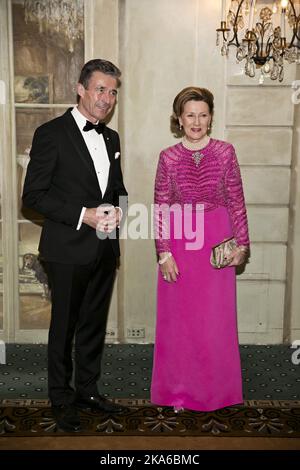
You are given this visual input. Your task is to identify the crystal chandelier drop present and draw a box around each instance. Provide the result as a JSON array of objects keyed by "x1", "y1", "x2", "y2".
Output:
[
  {"x1": 216, "y1": 0, "x2": 300, "y2": 83},
  {"x1": 24, "y1": 0, "x2": 84, "y2": 53}
]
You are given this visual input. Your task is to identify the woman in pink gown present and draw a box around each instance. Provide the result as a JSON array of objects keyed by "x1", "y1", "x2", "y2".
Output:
[{"x1": 151, "y1": 87, "x2": 250, "y2": 412}]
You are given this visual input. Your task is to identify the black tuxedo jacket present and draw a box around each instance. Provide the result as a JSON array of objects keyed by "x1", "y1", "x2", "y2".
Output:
[{"x1": 22, "y1": 108, "x2": 128, "y2": 264}]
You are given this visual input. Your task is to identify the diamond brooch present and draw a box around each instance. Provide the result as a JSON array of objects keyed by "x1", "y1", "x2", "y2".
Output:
[{"x1": 191, "y1": 151, "x2": 205, "y2": 166}]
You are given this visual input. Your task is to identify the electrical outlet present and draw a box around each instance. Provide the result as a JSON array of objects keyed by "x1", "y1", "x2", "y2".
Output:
[
  {"x1": 126, "y1": 327, "x2": 145, "y2": 339},
  {"x1": 105, "y1": 328, "x2": 117, "y2": 338}
]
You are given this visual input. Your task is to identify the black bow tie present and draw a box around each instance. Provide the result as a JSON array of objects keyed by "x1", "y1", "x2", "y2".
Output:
[{"x1": 83, "y1": 120, "x2": 105, "y2": 134}]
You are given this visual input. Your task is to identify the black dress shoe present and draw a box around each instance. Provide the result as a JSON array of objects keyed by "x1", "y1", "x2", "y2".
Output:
[
  {"x1": 51, "y1": 405, "x2": 82, "y2": 432},
  {"x1": 75, "y1": 394, "x2": 126, "y2": 413}
]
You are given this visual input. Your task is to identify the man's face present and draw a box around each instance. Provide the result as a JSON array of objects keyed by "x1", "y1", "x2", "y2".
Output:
[{"x1": 77, "y1": 71, "x2": 118, "y2": 123}]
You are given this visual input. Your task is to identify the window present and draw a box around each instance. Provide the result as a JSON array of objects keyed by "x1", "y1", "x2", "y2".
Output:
[{"x1": 11, "y1": 0, "x2": 84, "y2": 334}]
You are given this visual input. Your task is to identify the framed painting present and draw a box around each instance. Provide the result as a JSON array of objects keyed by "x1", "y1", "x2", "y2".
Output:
[{"x1": 14, "y1": 74, "x2": 53, "y2": 104}]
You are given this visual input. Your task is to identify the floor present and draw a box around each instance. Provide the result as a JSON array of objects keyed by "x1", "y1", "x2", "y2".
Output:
[
  {"x1": 0, "y1": 343, "x2": 299, "y2": 400},
  {"x1": 1, "y1": 343, "x2": 300, "y2": 453},
  {"x1": 0, "y1": 436, "x2": 300, "y2": 451}
]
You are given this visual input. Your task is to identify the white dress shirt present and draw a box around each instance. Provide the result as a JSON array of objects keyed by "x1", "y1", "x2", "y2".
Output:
[{"x1": 71, "y1": 106, "x2": 110, "y2": 230}]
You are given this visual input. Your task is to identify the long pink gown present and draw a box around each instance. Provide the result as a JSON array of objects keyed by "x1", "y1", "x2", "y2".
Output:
[{"x1": 151, "y1": 139, "x2": 250, "y2": 412}]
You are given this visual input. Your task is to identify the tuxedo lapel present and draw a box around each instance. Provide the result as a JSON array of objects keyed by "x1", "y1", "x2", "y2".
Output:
[
  {"x1": 61, "y1": 110, "x2": 117, "y2": 199},
  {"x1": 63, "y1": 110, "x2": 99, "y2": 181},
  {"x1": 102, "y1": 127, "x2": 114, "y2": 195},
  {"x1": 102, "y1": 127, "x2": 114, "y2": 162}
]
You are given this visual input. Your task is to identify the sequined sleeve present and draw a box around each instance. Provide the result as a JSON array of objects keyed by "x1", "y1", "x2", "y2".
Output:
[
  {"x1": 154, "y1": 151, "x2": 172, "y2": 254},
  {"x1": 224, "y1": 145, "x2": 250, "y2": 246}
]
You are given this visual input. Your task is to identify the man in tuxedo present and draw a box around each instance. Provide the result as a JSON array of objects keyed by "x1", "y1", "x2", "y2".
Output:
[{"x1": 22, "y1": 59, "x2": 128, "y2": 432}]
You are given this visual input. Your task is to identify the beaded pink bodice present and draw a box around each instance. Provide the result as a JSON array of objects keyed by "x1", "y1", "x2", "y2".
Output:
[{"x1": 154, "y1": 138, "x2": 250, "y2": 253}]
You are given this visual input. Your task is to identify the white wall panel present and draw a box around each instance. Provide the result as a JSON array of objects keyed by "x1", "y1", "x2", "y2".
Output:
[
  {"x1": 242, "y1": 168, "x2": 290, "y2": 204},
  {"x1": 247, "y1": 207, "x2": 289, "y2": 242},
  {"x1": 237, "y1": 281, "x2": 285, "y2": 336},
  {"x1": 239, "y1": 243, "x2": 287, "y2": 281},
  {"x1": 226, "y1": 128, "x2": 293, "y2": 166},
  {"x1": 227, "y1": 87, "x2": 294, "y2": 126}
]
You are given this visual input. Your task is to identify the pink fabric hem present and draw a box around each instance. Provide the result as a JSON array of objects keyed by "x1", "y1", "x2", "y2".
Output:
[{"x1": 151, "y1": 397, "x2": 244, "y2": 413}]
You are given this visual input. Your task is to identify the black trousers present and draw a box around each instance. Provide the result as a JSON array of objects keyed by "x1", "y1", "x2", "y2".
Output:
[{"x1": 45, "y1": 240, "x2": 116, "y2": 405}]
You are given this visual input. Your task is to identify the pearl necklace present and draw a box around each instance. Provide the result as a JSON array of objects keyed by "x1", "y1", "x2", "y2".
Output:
[{"x1": 182, "y1": 136, "x2": 210, "y2": 166}]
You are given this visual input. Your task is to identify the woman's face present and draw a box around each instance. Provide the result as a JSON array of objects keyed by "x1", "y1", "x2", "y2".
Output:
[{"x1": 179, "y1": 100, "x2": 211, "y2": 143}]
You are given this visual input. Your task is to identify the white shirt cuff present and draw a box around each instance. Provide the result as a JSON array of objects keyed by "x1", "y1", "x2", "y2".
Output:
[{"x1": 76, "y1": 207, "x2": 86, "y2": 230}]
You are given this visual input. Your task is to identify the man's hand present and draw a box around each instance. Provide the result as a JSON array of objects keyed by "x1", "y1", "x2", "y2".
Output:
[
  {"x1": 83, "y1": 205, "x2": 122, "y2": 233},
  {"x1": 82, "y1": 208, "x2": 100, "y2": 229},
  {"x1": 96, "y1": 205, "x2": 122, "y2": 234}
]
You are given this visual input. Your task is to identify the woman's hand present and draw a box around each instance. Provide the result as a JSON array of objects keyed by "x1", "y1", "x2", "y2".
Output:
[
  {"x1": 159, "y1": 253, "x2": 180, "y2": 283},
  {"x1": 227, "y1": 246, "x2": 249, "y2": 267}
]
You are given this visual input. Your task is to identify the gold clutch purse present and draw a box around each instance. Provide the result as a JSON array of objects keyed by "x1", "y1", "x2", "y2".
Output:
[{"x1": 210, "y1": 237, "x2": 237, "y2": 269}]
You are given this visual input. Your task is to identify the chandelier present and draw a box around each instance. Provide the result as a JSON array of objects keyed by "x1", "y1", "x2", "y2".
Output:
[
  {"x1": 216, "y1": 0, "x2": 300, "y2": 82},
  {"x1": 24, "y1": 0, "x2": 84, "y2": 53}
]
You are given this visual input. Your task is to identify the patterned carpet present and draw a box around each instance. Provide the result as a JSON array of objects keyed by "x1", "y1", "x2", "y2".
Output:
[
  {"x1": 0, "y1": 344, "x2": 299, "y2": 400},
  {"x1": 1, "y1": 344, "x2": 300, "y2": 438},
  {"x1": 1, "y1": 398, "x2": 300, "y2": 437}
]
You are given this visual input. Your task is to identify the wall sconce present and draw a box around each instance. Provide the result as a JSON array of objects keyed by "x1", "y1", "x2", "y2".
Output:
[{"x1": 216, "y1": 0, "x2": 300, "y2": 83}]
